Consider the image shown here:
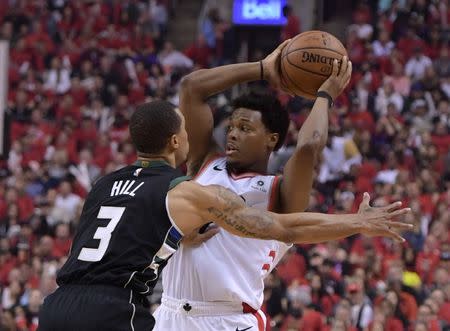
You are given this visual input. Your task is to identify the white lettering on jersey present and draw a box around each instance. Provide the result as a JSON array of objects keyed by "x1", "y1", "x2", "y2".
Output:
[{"x1": 110, "y1": 180, "x2": 144, "y2": 197}]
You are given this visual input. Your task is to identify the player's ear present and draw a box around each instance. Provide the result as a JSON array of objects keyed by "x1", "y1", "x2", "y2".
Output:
[
  {"x1": 169, "y1": 134, "x2": 179, "y2": 150},
  {"x1": 267, "y1": 133, "x2": 279, "y2": 149}
]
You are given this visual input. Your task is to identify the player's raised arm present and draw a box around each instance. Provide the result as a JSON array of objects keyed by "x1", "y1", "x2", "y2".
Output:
[
  {"x1": 167, "y1": 181, "x2": 413, "y2": 244},
  {"x1": 179, "y1": 40, "x2": 291, "y2": 175},
  {"x1": 279, "y1": 58, "x2": 352, "y2": 213}
]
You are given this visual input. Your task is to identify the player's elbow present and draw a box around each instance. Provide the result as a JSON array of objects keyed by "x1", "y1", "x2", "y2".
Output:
[
  {"x1": 275, "y1": 227, "x2": 299, "y2": 244},
  {"x1": 271, "y1": 217, "x2": 295, "y2": 243},
  {"x1": 297, "y1": 136, "x2": 325, "y2": 153},
  {"x1": 180, "y1": 71, "x2": 207, "y2": 94}
]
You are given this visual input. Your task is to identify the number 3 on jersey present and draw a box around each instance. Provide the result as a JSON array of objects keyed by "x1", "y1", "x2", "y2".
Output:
[{"x1": 78, "y1": 206, "x2": 125, "y2": 262}]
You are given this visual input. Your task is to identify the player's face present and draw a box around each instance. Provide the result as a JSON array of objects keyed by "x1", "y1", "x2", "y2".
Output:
[
  {"x1": 174, "y1": 109, "x2": 189, "y2": 166},
  {"x1": 225, "y1": 108, "x2": 277, "y2": 171}
]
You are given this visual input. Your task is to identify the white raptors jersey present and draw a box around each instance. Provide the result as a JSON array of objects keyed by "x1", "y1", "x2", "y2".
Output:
[{"x1": 162, "y1": 157, "x2": 291, "y2": 309}]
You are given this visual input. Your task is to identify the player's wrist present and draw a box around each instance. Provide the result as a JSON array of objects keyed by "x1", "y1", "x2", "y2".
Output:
[{"x1": 316, "y1": 90, "x2": 334, "y2": 108}]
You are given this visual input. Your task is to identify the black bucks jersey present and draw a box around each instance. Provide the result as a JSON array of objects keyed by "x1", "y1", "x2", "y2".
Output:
[{"x1": 57, "y1": 160, "x2": 188, "y2": 295}]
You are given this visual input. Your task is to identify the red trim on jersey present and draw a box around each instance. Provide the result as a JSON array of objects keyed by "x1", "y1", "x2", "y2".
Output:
[
  {"x1": 193, "y1": 154, "x2": 223, "y2": 179},
  {"x1": 229, "y1": 171, "x2": 264, "y2": 180},
  {"x1": 254, "y1": 311, "x2": 265, "y2": 331},
  {"x1": 242, "y1": 303, "x2": 265, "y2": 331},
  {"x1": 268, "y1": 176, "x2": 281, "y2": 212},
  {"x1": 262, "y1": 263, "x2": 270, "y2": 271}
]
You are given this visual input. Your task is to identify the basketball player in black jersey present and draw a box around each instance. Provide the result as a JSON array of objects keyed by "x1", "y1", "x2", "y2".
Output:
[{"x1": 37, "y1": 100, "x2": 412, "y2": 331}]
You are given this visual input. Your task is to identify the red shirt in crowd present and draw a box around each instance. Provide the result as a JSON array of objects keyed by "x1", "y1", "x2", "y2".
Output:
[
  {"x1": 280, "y1": 310, "x2": 325, "y2": 331},
  {"x1": 275, "y1": 252, "x2": 306, "y2": 286},
  {"x1": 281, "y1": 15, "x2": 300, "y2": 41}
]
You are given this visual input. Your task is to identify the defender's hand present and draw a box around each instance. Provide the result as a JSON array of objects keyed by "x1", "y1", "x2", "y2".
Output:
[
  {"x1": 318, "y1": 56, "x2": 352, "y2": 100},
  {"x1": 262, "y1": 39, "x2": 293, "y2": 95},
  {"x1": 182, "y1": 224, "x2": 220, "y2": 247},
  {"x1": 356, "y1": 192, "x2": 412, "y2": 242}
]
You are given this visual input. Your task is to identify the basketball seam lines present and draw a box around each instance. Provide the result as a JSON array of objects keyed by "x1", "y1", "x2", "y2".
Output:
[
  {"x1": 282, "y1": 60, "x2": 311, "y2": 96},
  {"x1": 281, "y1": 56, "x2": 314, "y2": 98},
  {"x1": 284, "y1": 31, "x2": 322, "y2": 55},
  {"x1": 285, "y1": 56, "x2": 331, "y2": 77},
  {"x1": 282, "y1": 46, "x2": 345, "y2": 58}
]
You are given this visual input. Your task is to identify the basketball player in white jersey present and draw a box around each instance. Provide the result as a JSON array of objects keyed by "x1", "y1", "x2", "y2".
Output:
[{"x1": 154, "y1": 42, "x2": 359, "y2": 330}]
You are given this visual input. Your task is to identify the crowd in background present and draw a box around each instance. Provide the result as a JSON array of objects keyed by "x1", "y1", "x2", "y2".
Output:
[{"x1": 0, "y1": 0, "x2": 449, "y2": 330}]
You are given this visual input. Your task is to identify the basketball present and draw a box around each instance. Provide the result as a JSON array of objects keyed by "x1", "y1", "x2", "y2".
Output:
[{"x1": 281, "y1": 31, "x2": 348, "y2": 99}]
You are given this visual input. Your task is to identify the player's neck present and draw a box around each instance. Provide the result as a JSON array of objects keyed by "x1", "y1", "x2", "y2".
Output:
[
  {"x1": 227, "y1": 161, "x2": 268, "y2": 175},
  {"x1": 136, "y1": 152, "x2": 175, "y2": 168}
]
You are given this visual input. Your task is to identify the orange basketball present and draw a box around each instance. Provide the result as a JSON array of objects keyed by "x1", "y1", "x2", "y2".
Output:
[{"x1": 281, "y1": 30, "x2": 348, "y2": 99}]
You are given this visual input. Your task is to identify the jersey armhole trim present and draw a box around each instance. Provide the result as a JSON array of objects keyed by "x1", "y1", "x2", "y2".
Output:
[
  {"x1": 268, "y1": 176, "x2": 282, "y2": 212},
  {"x1": 169, "y1": 175, "x2": 192, "y2": 190},
  {"x1": 166, "y1": 176, "x2": 191, "y2": 236},
  {"x1": 165, "y1": 194, "x2": 184, "y2": 236}
]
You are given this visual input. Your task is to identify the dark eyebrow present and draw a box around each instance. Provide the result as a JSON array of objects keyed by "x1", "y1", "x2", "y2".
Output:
[{"x1": 230, "y1": 117, "x2": 252, "y2": 123}]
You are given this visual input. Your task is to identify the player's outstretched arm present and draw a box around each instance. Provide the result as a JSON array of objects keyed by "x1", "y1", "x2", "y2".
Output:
[
  {"x1": 279, "y1": 58, "x2": 352, "y2": 213},
  {"x1": 179, "y1": 40, "x2": 291, "y2": 175},
  {"x1": 167, "y1": 181, "x2": 413, "y2": 244}
]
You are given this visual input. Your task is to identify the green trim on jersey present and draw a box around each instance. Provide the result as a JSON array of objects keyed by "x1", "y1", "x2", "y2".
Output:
[
  {"x1": 133, "y1": 160, "x2": 171, "y2": 168},
  {"x1": 169, "y1": 176, "x2": 192, "y2": 190}
]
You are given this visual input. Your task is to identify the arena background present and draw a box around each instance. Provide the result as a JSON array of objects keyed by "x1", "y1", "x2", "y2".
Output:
[{"x1": 0, "y1": 0, "x2": 449, "y2": 330}]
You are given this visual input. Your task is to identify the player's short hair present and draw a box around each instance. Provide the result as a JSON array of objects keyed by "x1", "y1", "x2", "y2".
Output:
[
  {"x1": 231, "y1": 91, "x2": 289, "y2": 151},
  {"x1": 129, "y1": 100, "x2": 181, "y2": 154}
]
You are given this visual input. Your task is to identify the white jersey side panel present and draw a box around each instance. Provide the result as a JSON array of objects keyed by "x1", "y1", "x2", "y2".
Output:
[{"x1": 162, "y1": 157, "x2": 291, "y2": 309}]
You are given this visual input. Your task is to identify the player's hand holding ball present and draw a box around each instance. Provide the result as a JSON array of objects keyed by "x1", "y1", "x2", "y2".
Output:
[
  {"x1": 279, "y1": 31, "x2": 351, "y2": 101},
  {"x1": 318, "y1": 56, "x2": 352, "y2": 101},
  {"x1": 261, "y1": 39, "x2": 293, "y2": 95}
]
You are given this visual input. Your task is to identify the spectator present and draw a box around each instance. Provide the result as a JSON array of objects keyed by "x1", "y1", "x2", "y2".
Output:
[
  {"x1": 8, "y1": 89, "x2": 32, "y2": 123},
  {"x1": 158, "y1": 41, "x2": 193, "y2": 71},
  {"x1": 405, "y1": 46, "x2": 433, "y2": 81},
  {"x1": 281, "y1": 5, "x2": 300, "y2": 41},
  {"x1": 184, "y1": 35, "x2": 212, "y2": 69},
  {"x1": 201, "y1": 8, "x2": 221, "y2": 49},
  {"x1": 318, "y1": 132, "x2": 362, "y2": 187},
  {"x1": 44, "y1": 56, "x2": 72, "y2": 94},
  {"x1": 281, "y1": 282, "x2": 325, "y2": 331},
  {"x1": 51, "y1": 223, "x2": 71, "y2": 259},
  {"x1": 372, "y1": 29, "x2": 395, "y2": 58},
  {"x1": 348, "y1": 280, "x2": 373, "y2": 330},
  {"x1": 326, "y1": 300, "x2": 356, "y2": 331},
  {"x1": 434, "y1": 46, "x2": 450, "y2": 78},
  {"x1": 51, "y1": 181, "x2": 82, "y2": 225},
  {"x1": 375, "y1": 77, "x2": 404, "y2": 116}
]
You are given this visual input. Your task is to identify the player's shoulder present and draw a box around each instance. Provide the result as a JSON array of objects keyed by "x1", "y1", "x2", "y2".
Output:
[
  {"x1": 169, "y1": 180, "x2": 223, "y2": 203},
  {"x1": 91, "y1": 165, "x2": 136, "y2": 188}
]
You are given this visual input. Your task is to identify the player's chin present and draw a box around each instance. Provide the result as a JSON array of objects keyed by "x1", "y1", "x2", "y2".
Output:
[{"x1": 225, "y1": 156, "x2": 244, "y2": 169}]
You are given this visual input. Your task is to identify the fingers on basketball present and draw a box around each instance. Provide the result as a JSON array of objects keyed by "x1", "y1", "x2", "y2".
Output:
[
  {"x1": 278, "y1": 39, "x2": 291, "y2": 51},
  {"x1": 344, "y1": 60, "x2": 352, "y2": 86},
  {"x1": 331, "y1": 59, "x2": 339, "y2": 77},
  {"x1": 339, "y1": 56, "x2": 348, "y2": 77}
]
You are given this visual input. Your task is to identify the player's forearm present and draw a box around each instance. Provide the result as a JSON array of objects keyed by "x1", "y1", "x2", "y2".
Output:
[
  {"x1": 277, "y1": 212, "x2": 362, "y2": 244},
  {"x1": 180, "y1": 62, "x2": 260, "y2": 101},
  {"x1": 202, "y1": 185, "x2": 362, "y2": 243},
  {"x1": 296, "y1": 97, "x2": 329, "y2": 153},
  {"x1": 279, "y1": 97, "x2": 329, "y2": 213}
]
